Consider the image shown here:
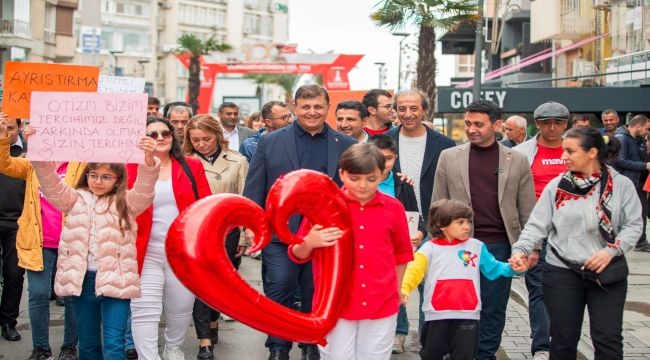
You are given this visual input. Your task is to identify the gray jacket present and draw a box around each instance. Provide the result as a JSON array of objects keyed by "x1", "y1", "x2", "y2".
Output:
[
  {"x1": 511, "y1": 167, "x2": 642, "y2": 268},
  {"x1": 512, "y1": 134, "x2": 540, "y2": 165}
]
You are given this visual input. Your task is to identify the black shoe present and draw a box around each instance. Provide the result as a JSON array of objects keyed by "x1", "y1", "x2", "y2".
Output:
[
  {"x1": 1, "y1": 323, "x2": 21, "y2": 341},
  {"x1": 196, "y1": 346, "x2": 214, "y2": 360},
  {"x1": 126, "y1": 348, "x2": 138, "y2": 359},
  {"x1": 210, "y1": 325, "x2": 218, "y2": 345},
  {"x1": 58, "y1": 344, "x2": 77, "y2": 360},
  {"x1": 301, "y1": 345, "x2": 320, "y2": 360},
  {"x1": 268, "y1": 350, "x2": 290, "y2": 360},
  {"x1": 634, "y1": 243, "x2": 650, "y2": 252},
  {"x1": 28, "y1": 348, "x2": 53, "y2": 360}
]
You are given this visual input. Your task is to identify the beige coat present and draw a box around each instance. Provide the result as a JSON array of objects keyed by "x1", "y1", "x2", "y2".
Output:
[
  {"x1": 33, "y1": 161, "x2": 159, "y2": 298},
  {"x1": 432, "y1": 142, "x2": 536, "y2": 244},
  {"x1": 191, "y1": 150, "x2": 249, "y2": 246}
]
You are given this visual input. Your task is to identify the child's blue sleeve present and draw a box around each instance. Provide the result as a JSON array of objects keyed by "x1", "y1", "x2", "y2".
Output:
[{"x1": 479, "y1": 243, "x2": 517, "y2": 280}]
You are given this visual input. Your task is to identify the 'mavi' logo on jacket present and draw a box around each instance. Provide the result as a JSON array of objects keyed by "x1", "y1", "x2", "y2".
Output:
[
  {"x1": 457, "y1": 250, "x2": 478, "y2": 268},
  {"x1": 541, "y1": 159, "x2": 565, "y2": 165}
]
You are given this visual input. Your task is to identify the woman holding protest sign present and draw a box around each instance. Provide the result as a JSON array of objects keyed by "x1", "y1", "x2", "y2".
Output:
[
  {"x1": 127, "y1": 116, "x2": 211, "y2": 360},
  {"x1": 181, "y1": 114, "x2": 249, "y2": 360},
  {"x1": 511, "y1": 127, "x2": 641, "y2": 359}
]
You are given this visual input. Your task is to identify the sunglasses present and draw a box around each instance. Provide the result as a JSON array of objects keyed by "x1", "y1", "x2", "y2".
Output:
[{"x1": 146, "y1": 130, "x2": 173, "y2": 140}]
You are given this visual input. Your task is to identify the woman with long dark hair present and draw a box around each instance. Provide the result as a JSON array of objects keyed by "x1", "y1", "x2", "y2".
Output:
[{"x1": 127, "y1": 116, "x2": 211, "y2": 360}]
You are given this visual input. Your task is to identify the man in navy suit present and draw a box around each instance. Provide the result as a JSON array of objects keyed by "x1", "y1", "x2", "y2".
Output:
[{"x1": 243, "y1": 85, "x2": 356, "y2": 360}]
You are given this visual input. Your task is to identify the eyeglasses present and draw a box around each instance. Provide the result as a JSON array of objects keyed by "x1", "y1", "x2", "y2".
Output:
[
  {"x1": 268, "y1": 114, "x2": 293, "y2": 122},
  {"x1": 146, "y1": 130, "x2": 173, "y2": 139},
  {"x1": 170, "y1": 119, "x2": 189, "y2": 126},
  {"x1": 86, "y1": 173, "x2": 119, "y2": 183}
]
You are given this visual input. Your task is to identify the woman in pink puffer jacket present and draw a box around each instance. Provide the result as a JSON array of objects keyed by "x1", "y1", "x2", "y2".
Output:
[{"x1": 32, "y1": 136, "x2": 160, "y2": 360}]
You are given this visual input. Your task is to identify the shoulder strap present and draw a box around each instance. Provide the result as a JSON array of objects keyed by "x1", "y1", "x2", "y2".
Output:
[{"x1": 177, "y1": 157, "x2": 199, "y2": 200}]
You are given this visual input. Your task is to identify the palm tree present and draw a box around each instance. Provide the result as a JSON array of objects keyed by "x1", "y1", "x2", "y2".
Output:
[
  {"x1": 371, "y1": 0, "x2": 476, "y2": 120},
  {"x1": 176, "y1": 34, "x2": 231, "y2": 113},
  {"x1": 244, "y1": 74, "x2": 300, "y2": 106}
]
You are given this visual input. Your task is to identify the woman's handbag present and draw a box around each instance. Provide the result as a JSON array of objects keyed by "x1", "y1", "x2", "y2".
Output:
[{"x1": 550, "y1": 246, "x2": 628, "y2": 288}]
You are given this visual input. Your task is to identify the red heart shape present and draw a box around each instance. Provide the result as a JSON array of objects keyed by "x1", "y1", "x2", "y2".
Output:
[{"x1": 166, "y1": 169, "x2": 354, "y2": 345}]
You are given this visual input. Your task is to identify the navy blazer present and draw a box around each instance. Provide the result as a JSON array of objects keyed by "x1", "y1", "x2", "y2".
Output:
[
  {"x1": 387, "y1": 125, "x2": 455, "y2": 223},
  {"x1": 243, "y1": 121, "x2": 357, "y2": 211}
]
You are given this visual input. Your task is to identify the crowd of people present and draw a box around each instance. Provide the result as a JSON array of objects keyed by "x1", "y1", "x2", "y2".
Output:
[{"x1": 0, "y1": 83, "x2": 646, "y2": 360}]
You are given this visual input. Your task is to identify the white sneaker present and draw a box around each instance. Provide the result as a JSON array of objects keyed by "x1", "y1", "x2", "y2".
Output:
[
  {"x1": 221, "y1": 313, "x2": 235, "y2": 322},
  {"x1": 162, "y1": 346, "x2": 185, "y2": 360},
  {"x1": 533, "y1": 351, "x2": 550, "y2": 360},
  {"x1": 392, "y1": 334, "x2": 406, "y2": 354}
]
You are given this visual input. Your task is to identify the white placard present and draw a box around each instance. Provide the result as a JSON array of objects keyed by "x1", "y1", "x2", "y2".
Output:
[
  {"x1": 405, "y1": 211, "x2": 420, "y2": 238},
  {"x1": 98, "y1": 75, "x2": 146, "y2": 94}
]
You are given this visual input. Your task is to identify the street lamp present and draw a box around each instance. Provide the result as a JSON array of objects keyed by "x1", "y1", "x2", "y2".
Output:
[
  {"x1": 374, "y1": 62, "x2": 386, "y2": 88},
  {"x1": 392, "y1": 32, "x2": 409, "y2": 91},
  {"x1": 109, "y1": 50, "x2": 124, "y2": 75},
  {"x1": 472, "y1": 0, "x2": 485, "y2": 101}
]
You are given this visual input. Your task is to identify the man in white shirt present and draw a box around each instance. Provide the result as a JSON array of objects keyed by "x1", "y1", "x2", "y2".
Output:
[{"x1": 218, "y1": 102, "x2": 255, "y2": 151}]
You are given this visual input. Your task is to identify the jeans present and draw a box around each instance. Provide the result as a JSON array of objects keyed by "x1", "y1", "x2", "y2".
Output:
[
  {"x1": 27, "y1": 248, "x2": 78, "y2": 351},
  {"x1": 524, "y1": 243, "x2": 550, "y2": 355},
  {"x1": 125, "y1": 311, "x2": 134, "y2": 350},
  {"x1": 476, "y1": 242, "x2": 512, "y2": 360},
  {"x1": 73, "y1": 271, "x2": 131, "y2": 360},
  {"x1": 542, "y1": 264, "x2": 626, "y2": 359},
  {"x1": 395, "y1": 305, "x2": 409, "y2": 335},
  {"x1": 262, "y1": 241, "x2": 314, "y2": 351},
  {"x1": 0, "y1": 226, "x2": 24, "y2": 327}
]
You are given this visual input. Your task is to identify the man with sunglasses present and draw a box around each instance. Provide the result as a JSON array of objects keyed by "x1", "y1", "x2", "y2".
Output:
[{"x1": 240, "y1": 101, "x2": 293, "y2": 162}]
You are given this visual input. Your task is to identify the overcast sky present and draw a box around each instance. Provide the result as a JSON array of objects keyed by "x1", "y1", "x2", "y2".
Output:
[{"x1": 287, "y1": 0, "x2": 455, "y2": 91}]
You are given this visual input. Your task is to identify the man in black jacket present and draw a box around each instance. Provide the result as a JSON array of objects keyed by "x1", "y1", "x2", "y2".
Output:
[
  {"x1": 614, "y1": 114, "x2": 650, "y2": 251},
  {"x1": 0, "y1": 115, "x2": 26, "y2": 341}
]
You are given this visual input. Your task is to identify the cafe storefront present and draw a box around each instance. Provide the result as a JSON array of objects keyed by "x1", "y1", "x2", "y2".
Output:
[{"x1": 435, "y1": 87, "x2": 650, "y2": 142}]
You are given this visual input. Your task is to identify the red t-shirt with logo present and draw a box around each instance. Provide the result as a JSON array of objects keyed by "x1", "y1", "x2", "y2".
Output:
[{"x1": 531, "y1": 145, "x2": 567, "y2": 199}]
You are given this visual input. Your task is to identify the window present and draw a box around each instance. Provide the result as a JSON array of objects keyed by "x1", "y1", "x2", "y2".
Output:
[
  {"x1": 457, "y1": 55, "x2": 475, "y2": 74},
  {"x1": 244, "y1": 14, "x2": 261, "y2": 34}
]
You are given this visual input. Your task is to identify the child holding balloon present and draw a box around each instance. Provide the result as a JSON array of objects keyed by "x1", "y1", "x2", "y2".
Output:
[
  {"x1": 289, "y1": 142, "x2": 414, "y2": 360},
  {"x1": 30, "y1": 135, "x2": 160, "y2": 360}
]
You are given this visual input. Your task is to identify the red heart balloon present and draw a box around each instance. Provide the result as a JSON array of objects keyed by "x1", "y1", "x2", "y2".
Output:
[{"x1": 166, "y1": 169, "x2": 354, "y2": 345}]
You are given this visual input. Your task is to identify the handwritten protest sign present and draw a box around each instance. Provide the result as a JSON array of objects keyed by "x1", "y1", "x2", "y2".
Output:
[
  {"x1": 28, "y1": 92, "x2": 147, "y2": 163},
  {"x1": 98, "y1": 75, "x2": 146, "y2": 94},
  {"x1": 2, "y1": 62, "x2": 99, "y2": 118}
]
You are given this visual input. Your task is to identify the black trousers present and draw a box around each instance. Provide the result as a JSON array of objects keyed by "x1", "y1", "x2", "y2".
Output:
[
  {"x1": 419, "y1": 319, "x2": 479, "y2": 360},
  {"x1": 192, "y1": 229, "x2": 241, "y2": 340},
  {"x1": 0, "y1": 226, "x2": 25, "y2": 326},
  {"x1": 542, "y1": 264, "x2": 626, "y2": 360}
]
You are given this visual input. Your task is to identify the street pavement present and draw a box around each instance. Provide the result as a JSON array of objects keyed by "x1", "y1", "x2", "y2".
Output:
[{"x1": 1, "y1": 251, "x2": 649, "y2": 360}]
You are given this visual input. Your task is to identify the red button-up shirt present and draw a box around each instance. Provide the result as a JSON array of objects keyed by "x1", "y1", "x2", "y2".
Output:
[{"x1": 290, "y1": 191, "x2": 413, "y2": 320}]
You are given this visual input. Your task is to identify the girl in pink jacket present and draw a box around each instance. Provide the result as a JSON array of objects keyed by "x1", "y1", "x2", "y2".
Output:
[{"x1": 32, "y1": 137, "x2": 160, "y2": 360}]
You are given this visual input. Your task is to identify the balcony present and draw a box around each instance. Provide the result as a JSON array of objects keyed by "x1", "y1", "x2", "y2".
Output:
[
  {"x1": 530, "y1": 0, "x2": 593, "y2": 42},
  {"x1": 0, "y1": 19, "x2": 31, "y2": 38}
]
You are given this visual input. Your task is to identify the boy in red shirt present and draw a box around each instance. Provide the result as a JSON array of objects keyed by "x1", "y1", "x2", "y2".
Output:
[{"x1": 289, "y1": 143, "x2": 413, "y2": 360}]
